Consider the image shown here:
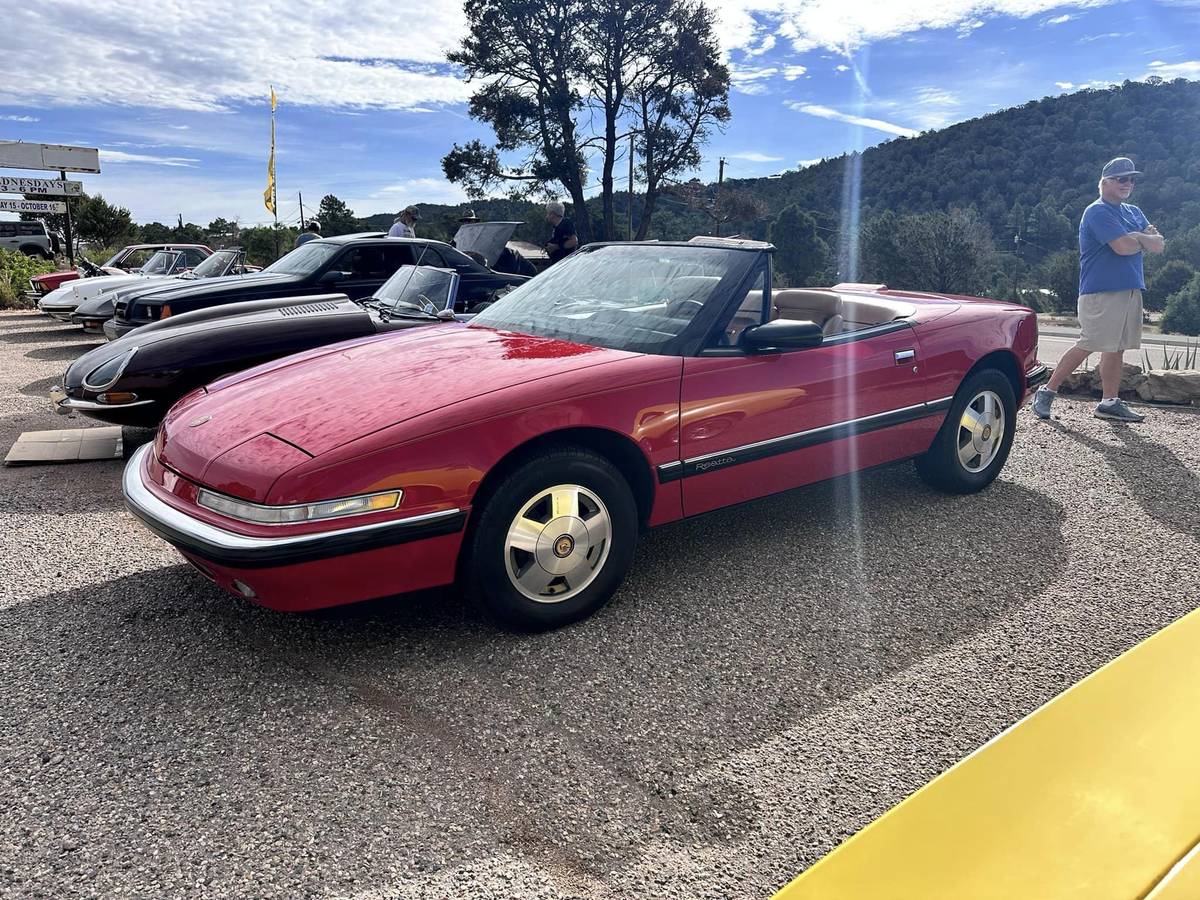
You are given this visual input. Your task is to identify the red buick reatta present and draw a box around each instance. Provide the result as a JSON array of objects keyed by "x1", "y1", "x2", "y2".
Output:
[{"x1": 124, "y1": 238, "x2": 1047, "y2": 630}]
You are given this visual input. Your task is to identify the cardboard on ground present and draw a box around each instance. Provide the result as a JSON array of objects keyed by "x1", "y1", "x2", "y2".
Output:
[{"x1": 4, "y1": 427, "x2": 123, "y2": 465}]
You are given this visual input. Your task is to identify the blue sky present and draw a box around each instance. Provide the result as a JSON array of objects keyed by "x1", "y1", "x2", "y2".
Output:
[{"x1": 0, "y1": 0, "x2": 1197, "y2": 228}]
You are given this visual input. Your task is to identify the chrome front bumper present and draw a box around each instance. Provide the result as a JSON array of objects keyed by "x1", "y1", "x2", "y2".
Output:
[
  {"x1": 49, "y1": 384, "x2": 154, "y2": 416},
  {"x1": 122, "y1": 443, "x2": 468, "y2": 569}
]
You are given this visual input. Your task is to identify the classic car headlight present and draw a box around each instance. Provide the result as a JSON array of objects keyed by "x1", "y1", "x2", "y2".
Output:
[
  {"x1": 196, "y1": 488, "x2": 403, "y2": 526},
  {"x1": 83, "y1": 348, "x2": 137, "y2": 390}
]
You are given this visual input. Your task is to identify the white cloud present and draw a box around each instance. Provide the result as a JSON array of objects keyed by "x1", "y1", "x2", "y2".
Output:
[
  {"x1": 835, "y1": 64, "x2": 851, "y2": 72},
  {"x1": 910, "y1": 87, "x2": 961, "y2": 128},
  {"x1": 726, "y1": 151, "x2": 784, "y2": 162},
  {"x1": 0, "y1": 114, "x2": 38, "y2": 122},
  {"x1": 713, "y1": 0, "x2": 1120, "y2": 56},
  {"x1": 787, "y1": 102, "x2": 919, "y2": 137},
  {"x1": 796, "y1": 158, "x2": 823, "y2": 168},
  {"x1": 745, "y1": 34, "x2": 777, "y2": 56},
  {"x1": 1055, "y1": 81, "x2": 1076, "y2": 89},
  {"x1": 782, "y1": 65, "x2": 808, "y2": 79},
  {"x1": 0, "y1": 1, "x2": 470, "y2": 111},
  {"x1": 99, "y1": 149, "x2": 201, "y2": 167},
  {"x1": 1145, "y1": 59, "x2": 1200, "y2": 79},
  {"x1": 730, "y1": 66, "x2": 781, "y2": 94},
  {"x1": 1080, "y1": 31, "x2": 1130, "y2": 41},
  {"x1": 347, "y1": 176, "x2": 468, "y2": 215},
  {"x1": 1045, "y1": 13, "x2": 1072, "y2": 24}
]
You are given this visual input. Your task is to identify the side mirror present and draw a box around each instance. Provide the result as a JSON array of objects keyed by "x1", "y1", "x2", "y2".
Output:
[
  {"x1": 740, "y1": 319, "x2": 824, "y2": 352},
  {"x1": 318, "y1": 270, "x2": 345, "y2": 285}
]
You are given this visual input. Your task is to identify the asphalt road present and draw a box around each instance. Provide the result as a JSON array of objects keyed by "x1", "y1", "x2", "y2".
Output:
[
  {"x1": 1037, "y1": 325, "x2": 1196, "y2": 369},
  {"x1": 2, "y1": 310, "x2": 1198, "y2": 899}
]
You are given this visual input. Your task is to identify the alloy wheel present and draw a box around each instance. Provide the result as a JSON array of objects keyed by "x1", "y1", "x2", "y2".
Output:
[
  {"x1": 503, "y1": 484, "x2": 613, "y2": 603},
  {"x1": 957, "y1": 389, "x2": 1005, "y2": 473}
]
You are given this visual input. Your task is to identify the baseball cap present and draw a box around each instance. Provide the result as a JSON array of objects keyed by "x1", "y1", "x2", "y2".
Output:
[
  {"x1": 1101, "y1": 157, "x2": 1141, "y2": 179},
  {"x1": 403, "y1": 205, "x2": 421, "y2": 220}
]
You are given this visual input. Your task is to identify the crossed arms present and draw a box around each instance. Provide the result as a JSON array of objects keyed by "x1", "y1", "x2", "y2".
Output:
[{"x1": 1109, "y1": 225, "x2": 1166, "y2": 256}]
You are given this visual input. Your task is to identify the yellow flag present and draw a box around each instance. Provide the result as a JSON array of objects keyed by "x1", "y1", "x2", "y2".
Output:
[{"x1": 263, "y1": 86, "x2": 277, "y2": 216}]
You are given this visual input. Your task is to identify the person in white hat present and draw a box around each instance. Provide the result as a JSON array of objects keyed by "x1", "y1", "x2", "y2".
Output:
[
  {"x1": 1032, "y1": 157, "x2": 1165, "y2": 422},
  {"x1": 388, "y1": 206, "x2": 420, "y2": 239}
]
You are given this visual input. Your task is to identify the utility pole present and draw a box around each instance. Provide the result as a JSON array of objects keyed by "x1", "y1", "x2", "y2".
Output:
[
  {"x1": 59, "y1": 169, "x2": 74, "y2": 265},
  {"x1": 299, "y1": 192, "x2": 306, "y2": 229},
  {"x1": 627, "y1": 133, "x2": 635, "y2": 241},
  {"x1": 715, "y1": 157, "x2": 725, "y2": 237}
]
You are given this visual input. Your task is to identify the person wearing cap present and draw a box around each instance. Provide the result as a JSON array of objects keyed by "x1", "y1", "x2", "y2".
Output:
[
  {"x1": 388, "y1": 206, "x2": 420, "y2": 239},
  {"x1": 294, "y1": 220, "x2": 321, "y2": 248},
  {"x1": 544, "y1": 200, "x2": 578, "y2": 265},
  {"x1": 458, "y1": 209, "x2": 481, "y2": 224},
  {"x1": 1032, "y1": 157, "x2": 1165, "y2": 422}
]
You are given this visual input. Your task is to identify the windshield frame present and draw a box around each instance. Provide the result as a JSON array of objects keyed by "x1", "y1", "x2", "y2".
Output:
[
  {"x1": 189, "y1": 249, "x2": 240, "y2": 278},
  {"x1": 139, "y1": 250, "x2": 184, "y2": 275},
  {"x1": 469, "y1": 243, "x2": 767, "y2": 357}
]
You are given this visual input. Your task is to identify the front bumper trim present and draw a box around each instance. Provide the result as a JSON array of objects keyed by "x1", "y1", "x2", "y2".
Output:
[
  {"x1": 50, "y1": 385, "x2": 154, "y2": 415},
  {"x1": 1026, "y1": 364, "x2": 1050, "y2": 390},
  {"x1": 122, "y1": 443, "x2": 468, "y2": 569}
]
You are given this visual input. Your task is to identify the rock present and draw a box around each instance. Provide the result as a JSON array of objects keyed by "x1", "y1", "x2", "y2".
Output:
[
  {"x1": 1135, "y1": 369, "x2": 1200, "y2": 405},
  {"x1": 1058, "y1": 363, "x2": 1145, "y2": 398}
]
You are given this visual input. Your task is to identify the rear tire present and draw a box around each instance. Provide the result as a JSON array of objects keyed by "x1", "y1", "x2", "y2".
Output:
[
  {"x1": 462, "y1": 446, "x2": 638, "y2": 631},
  {"x1": 915, "y1": 369, "x2": 1016, "y2": 494}
]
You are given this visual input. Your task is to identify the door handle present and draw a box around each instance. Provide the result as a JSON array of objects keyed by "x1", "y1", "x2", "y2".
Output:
[{"x1": 894, "y1": 349, "x2": 916, "y2": 364}]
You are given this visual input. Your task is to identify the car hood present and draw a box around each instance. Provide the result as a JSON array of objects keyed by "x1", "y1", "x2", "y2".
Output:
[
  {"x1": 69, "y1": 273, "x2": 152, "y2": 302},
  {"x1": 160, "y1": 324, "x2": 638, "y2": 481},
  {"x1": 453, "y1": 221, "x2": 521, "y2": 268},
  {"x1": 123, "y1": 271, "x2": 299, "y2": 304},
  {"x1": 74, "y1": 276, "x2": 178, "y2": 314}
]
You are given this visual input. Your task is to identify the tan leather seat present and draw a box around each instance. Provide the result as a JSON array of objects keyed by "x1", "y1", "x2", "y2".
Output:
[{"x1": 772, "y1": 289, "x2": 843, "y2": 332}]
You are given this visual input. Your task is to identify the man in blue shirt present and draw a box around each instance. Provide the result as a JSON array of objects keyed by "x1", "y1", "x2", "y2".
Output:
[
  {"x1": 1032, "y1": 157, "x2": 1165, "y2": 422},
  {"x1": 294, "y1": 221, "x2": 321, "y2": 247}
]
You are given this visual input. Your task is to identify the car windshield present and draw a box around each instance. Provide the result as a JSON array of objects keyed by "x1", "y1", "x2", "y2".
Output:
[
  {"x1": 140, "y1": 251, "x2": 182, "y2": 275},
  {"x1": 263, "y1": 242, "x2": 339, "y2": 276},
  {"x1": 189, "y1": 249, "x2": 239, "y2": 278},
  {"x1": 368, "y1": 265, "x2": 456, "y2": 315},
  {"x1": 469, "y1": 244, "x2": 742, "y2": 354}
]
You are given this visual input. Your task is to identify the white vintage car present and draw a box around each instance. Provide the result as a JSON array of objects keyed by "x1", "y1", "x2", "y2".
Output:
[{"x1": 38, "y1": 248, "x2": 209, "y2": 321}]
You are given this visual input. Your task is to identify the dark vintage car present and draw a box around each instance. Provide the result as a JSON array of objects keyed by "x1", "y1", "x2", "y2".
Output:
[
  {"x1": 103, "y1": 228, "x2": 530, "y2": 341},
  {"x1": 123, "y1": 237, "x2": 1047, "y2": 632},
  {"x1": 52, "y1": 267, "x2": 463, "y2": 427},
  {"x1": 70, "y1": 248, "x2": 260, "y2": 334}
]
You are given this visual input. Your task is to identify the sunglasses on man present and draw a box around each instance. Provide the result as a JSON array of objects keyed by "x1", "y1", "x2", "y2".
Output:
[{"x1": 1108, "y1": 175, "x2": 1137, "y2": 184}]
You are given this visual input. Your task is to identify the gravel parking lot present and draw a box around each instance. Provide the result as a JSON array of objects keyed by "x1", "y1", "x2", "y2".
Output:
[{"x1": 2, "y1": 308, "x2": 1198, "y2": 899}]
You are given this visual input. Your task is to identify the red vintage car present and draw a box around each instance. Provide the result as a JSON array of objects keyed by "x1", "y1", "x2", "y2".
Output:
[{"x1": 123, "y1": 238, "x2": 1047, "y2": 631}]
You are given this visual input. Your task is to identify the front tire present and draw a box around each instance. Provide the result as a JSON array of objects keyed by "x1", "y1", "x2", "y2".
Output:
[
  {"x1": 915, "y1": 369, "x2": 1016, "y2": 494},
  {"x1": 462, "y1": 447, "x2": 638, "y2": 631}
]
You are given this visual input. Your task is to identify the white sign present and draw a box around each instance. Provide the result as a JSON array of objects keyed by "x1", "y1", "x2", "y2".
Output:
[
  {"x1": 0, "y1": 142, "x2": 101, "y2": 174},
  {"x1": 0, "y1": 198, "x2": 68, "y2": 214},
  {"x1": 0, "y1": 176, "x2": 83, "y2": 196}
]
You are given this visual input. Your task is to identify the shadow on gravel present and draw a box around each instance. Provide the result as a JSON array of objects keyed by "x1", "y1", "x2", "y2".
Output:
[
  {"x1": 19, "y1": 375, "x2": 59, "y2": 398},
  {"x1": 0, "y1": 326, "x2": 90, "y2": 344},
  {"x1": 25, "y1": 343, "x2": 104, "y2": 361},
  {"x1": 1053, "y1": 422, "x2": 1200, "y2": 540},
  {"x1": 0, "y1": 466, "x2": 1067, "y2": 896}
]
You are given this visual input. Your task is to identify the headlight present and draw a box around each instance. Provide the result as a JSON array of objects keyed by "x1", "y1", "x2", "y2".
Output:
[
  {"x1": 196, "y1": 489, "x2": 403, "y2": 526},
  {"x1": 83, "y1": 348, "x2": 137, "y2": 390}
]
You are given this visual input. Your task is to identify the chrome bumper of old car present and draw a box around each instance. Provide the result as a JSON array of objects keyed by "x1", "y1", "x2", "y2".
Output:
[
  {"x1": 49, "y1": 384, "x2": 154, "y2": 415},
  {"x1": 1026, "y1": 364, "x2": 1049, "y2": 390},
  {"x1": 122, "y1": 443, "x2": 468, "y2": 568}
]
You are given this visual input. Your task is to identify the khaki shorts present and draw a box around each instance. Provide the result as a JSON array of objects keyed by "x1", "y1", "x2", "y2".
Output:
[{"x1": 1075, "y1": 289, "x2": 1142, "y2": 353}]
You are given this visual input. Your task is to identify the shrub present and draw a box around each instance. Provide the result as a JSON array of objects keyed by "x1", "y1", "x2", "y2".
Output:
[
  {"x1": 1161, "y1": 274, "x2": 1200, "y2": 337},
  {"x1": 0, "y1": 248, "x2": 54, "y2": 309},
  {"x1": 1145, "y1": 259, "x2": 1196, "y2": 312}
]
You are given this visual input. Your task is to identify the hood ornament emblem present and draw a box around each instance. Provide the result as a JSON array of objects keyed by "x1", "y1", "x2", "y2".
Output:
[{"x1": 188, "y1": 415, "x2": 212, "y2": 428}]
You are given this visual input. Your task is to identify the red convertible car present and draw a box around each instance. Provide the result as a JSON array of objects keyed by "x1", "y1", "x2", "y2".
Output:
[{"x1": 124, "y1": 238, "x2": 1047, "y2": 630}]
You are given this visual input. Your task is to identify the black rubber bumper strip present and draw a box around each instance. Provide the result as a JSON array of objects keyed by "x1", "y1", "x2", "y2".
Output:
[
  {"x1": 657, "y1": 398, "x2": 953, "y2": 482},
  {"x1": 122, "y1": 445, "x2": 467, "y2": 569}
]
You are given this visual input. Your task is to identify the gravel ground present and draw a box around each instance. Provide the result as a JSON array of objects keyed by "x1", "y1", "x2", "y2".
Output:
[{"x1": 1, "y1": 309, "x2": 1198, "y2": 899}]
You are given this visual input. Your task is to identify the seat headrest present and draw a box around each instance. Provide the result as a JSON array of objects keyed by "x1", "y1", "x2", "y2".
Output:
[{"x1": 772, "y1": 289, "x2": 842, "y2": 317}]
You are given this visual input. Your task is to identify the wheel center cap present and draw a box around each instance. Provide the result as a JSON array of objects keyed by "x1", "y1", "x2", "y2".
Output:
[
  {"x1": 982, "y1": 425, "x2": 992, "y2": 441},
  {"x1": 553, "y1": 534, "x2": 576, "y2": 558}
]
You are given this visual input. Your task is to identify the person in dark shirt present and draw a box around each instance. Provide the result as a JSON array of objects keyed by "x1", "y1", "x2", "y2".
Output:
[{"x1": 544, "y1": 201, "x2": 578, "y2": 264}]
